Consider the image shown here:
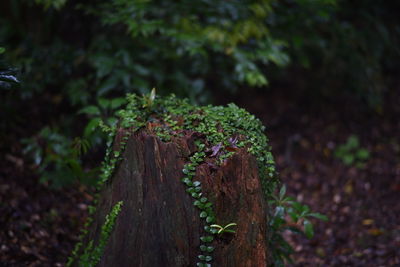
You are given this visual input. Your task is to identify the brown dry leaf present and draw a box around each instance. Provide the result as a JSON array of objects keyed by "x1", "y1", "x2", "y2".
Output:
[
  {"x1": 300, "y1": 138, "x2": 310, "y2": 148},
  {"x1": 226, "y1": 146, "x2": 239, "y2": 152},
  {"x1": 146, "y1": 122, "x2": 158, "y2": 131},
  {"x1": 21, "y1": 245, "x2": 32, "y2": 254},
  {"x1": 344, "y1": 181, "x2": 353, "y2": 194},
  {"x1": 367, "y1": 228, "x2": 383, "y2": 236},
  {"x1": 323, "y1": 148, "x2": 331, "y2": 157},
  {"x1": 362, "y1": 219, "x2": 374, "y2": 226}
]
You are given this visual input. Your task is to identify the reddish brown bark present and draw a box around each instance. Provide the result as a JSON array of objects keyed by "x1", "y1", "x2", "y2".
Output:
[{"x1": 86, "y1": 129, "x2": 269, "y2": 266}]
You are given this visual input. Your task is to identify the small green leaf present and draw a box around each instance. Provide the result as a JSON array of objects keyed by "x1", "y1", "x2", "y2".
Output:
[
  {"x1": 204, "y1": 202, "x2": 212, "y2": 208},
  {"x1": 291, "y1": 202, "x2": 302, "y2": 212},
  {"x1": 193, "y1": 181, "x2": 201, "y2": 186},
  {"x1": 347, "y1": 135, "x2": 359, "y2": 149},
  {"x1": 279, "y1": 185, "x2": 286, "y2": 200},
  {"x1": 304, "y1": 220, "x2": 314, "y2": 239},
  {"x1": 206, "y1": 216, "x2": 215, "y2": 223},
  {"x1": 343, "y1": 154, "x2": 354, "y2": 165},
  {"x1": 224, "y1": 223, "x2": 237, "y2": 228},
  {"x1": 205, "y1": 256, "x2": 212, "y2": 262},
  {"x1": 182, "y1": 178, "x2": 193, "y2": 186},
  {"x1": 181, "y1": 177, "x2": 191, "y2": 183},
  {"x1": 150, "y1": 88, "x2": 156, "y2": 102},
  {"x1": 308, "y1": 213, "x2": 328, "y2": 221},
  {"x1": 98, "y1": 98, "x2": 110, "y2": 109},
  {"x1": 204, "y1": 225, "x2": 211, "y2": 232},
  {"x1": 200, "y1": 197, "x2": 207, "y2": 203},
  {"x1": 186, "y1": 187, "x2": 196, "y2": 193},
  {"x1": 356, "y1": 148, "x2": 370, "y2": 160},
  {"x1": 200, "y1": 211, "x2": 208, "y2": 218},
  {"x1": 200, "y1": 236, "x2": 214, "y2": 242},
  {"x1": 198, "y1": 255, "x2": 206, "y2": 261},
  {"x1": 187, "y1": 165, "x2": 196, "y2": 171},
  {"x1": 200, "y1": 245, "x2": 207, "y2": 252},
  {"x1": 78, "y1": 105, "x2": 101, "y2": 116},
  {"x1": 209, "y1": 227, "x2": 218, "y2": 234},
  {"x1": 288, "y1": 211, "x2": 299, "y2": 223},
  {"x1": 206, "y1": 246, "x2": 214, "y2": 252},
  {"x1": 83, "y1": 117, "x2": 101, "y2": 137},
  {"x1": 110, "y1": 97, "x2": 127, "y2": 109}
]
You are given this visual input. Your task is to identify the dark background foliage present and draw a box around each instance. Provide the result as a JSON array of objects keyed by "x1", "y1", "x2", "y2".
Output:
[{"x1": 1, "y1": 0, "x2": 399, "y2": 265}]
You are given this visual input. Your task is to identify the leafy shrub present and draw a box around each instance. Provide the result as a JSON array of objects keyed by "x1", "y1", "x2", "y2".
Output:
[
  {"x1": 22, "y1": 127, "x2": 98, "y2": 188},
  {"x1": 334, "y1": 135, "x2": 370, "y2": 168},
  {"x1": 269, "y1": 185, "x2": 328, "y2": 265}
]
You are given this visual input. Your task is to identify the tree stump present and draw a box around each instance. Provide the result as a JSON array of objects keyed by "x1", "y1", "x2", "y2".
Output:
[{"x1": 84, "y1": 128, "x2": 270, "y2": 267}]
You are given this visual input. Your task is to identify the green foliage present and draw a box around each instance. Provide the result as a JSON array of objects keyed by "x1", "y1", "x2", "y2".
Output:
[
  {"x1": 0, "y1": 0, "x2": 290, "y2": 102},
  {"x1": 68, "y1": 95, "x2": 140, "y2": 265},
  {"x1": 86, "y1": 0, "x2": 288, "y2": 90},
  {"x1": 22, "y1": 127, "x2": 98, "y2": 188},
  {"x1": 1, "y1": 0, "x2": 396, "y2": 189},
  {"x1": 268, "y1": 185, "x2": 328, "y2": 266},
  {"x1": 0, "y1": 0, "x2": 293, "y2": 188},
  {"x1": 67, "y1": 201, "x2": 123, "y2": 267},
  {"x1": 334, "y1": 135, "x2": 370, "y2": 168}
]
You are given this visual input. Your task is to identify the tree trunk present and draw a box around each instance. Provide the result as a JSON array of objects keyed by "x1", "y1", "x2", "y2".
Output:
[{"x1": 86, "y1": 129, "x2": 269, "y2": 266}]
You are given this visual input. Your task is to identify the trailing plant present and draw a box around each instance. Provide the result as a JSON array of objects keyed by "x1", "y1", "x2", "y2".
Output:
[
  {"x1": 69, "y1": 91, "x2": 326, "y2": 266},
  {"x1": 67, "y1": 123, "x2": 132, "y2": 265},
  {"x1": 68, "y1": 201, "x2": 123, "y2": 267}
]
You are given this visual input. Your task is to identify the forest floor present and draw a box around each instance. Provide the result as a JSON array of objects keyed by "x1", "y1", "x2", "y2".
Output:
[
  {"x1": 1, "y1": 87, "x2": 399, "y2": 266},
  {"x1": 230, "y1": 87, "x2": 400, "y2": 266}
]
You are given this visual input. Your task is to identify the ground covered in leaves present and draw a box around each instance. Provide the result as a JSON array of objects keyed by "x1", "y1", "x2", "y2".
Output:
[{"x1": 1, "y1": 87, "x2": 399, "y2": 266}]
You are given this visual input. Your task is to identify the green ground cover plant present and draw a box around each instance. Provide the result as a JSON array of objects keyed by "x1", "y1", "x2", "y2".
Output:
[{"x1": 334, "y1": 135, "x2": 370, "y2": 168}]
